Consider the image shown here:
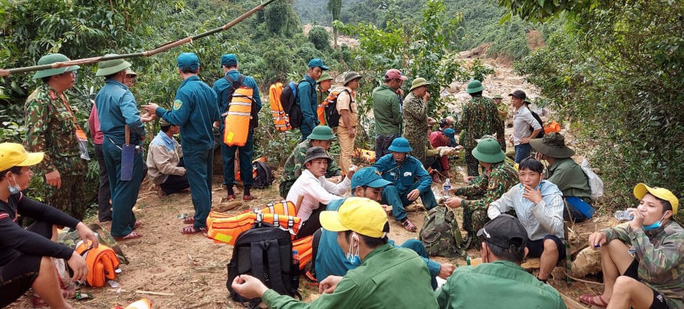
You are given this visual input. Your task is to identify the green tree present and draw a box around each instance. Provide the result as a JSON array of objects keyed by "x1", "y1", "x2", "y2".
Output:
[
  {"x1": 327, "y1": 0, "x2": 342, "y2": 48},
  {"x1": 308, "y1": 26, "x2": 331, "y2": 51}
]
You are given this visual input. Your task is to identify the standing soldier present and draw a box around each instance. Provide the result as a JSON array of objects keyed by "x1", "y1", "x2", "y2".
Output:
[
  {"x1": 24, "y1": 53, "x2": 88, "y2": 221},
  {"x1": 316, "y1": 72, "x2": 334, "y2": 127},
  {"x1": 459, "y1": 80, "x2": 504, "y2": 176},
  {"x1": 212, "y1": 54, "x2": 261, "y2": 201},
  {"x1": 493, "y1": 94, "x2": 508, "y2": 122},
  {"x1": 337, "y1": 71, "x2": 361, "y2": 174},
  {"x1": 298, "y1": 59, "x2": 329, "y2": 141},
  {"x1": 95, "y1": 55, "x2": 151, "y2": 240},
  {"x1": 143, "y1": 52, "x2": 220, "y2": 235},
  {"x1": 372, "y1": 69, "x2": 407, "y2": 160},
  {"x1": 402, "y1": 77, "x2": 431, "y2": 164}
]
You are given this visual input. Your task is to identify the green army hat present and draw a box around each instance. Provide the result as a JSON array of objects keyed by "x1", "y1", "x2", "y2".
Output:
[
  {"x1": 96, "y1": 54, "x2": 131, "y2": 77},
  {"x1": 307, "y1": 125, "x2": 336, "y2": 141},
  {"x1": 493, "y1": 94, "x2": 503, "y2": 99},
  {"x1": 409, "y1": 77, "x2": 431, "y2": 91},
  {"x1": 466, "y1": 80, "x2": 485, "y2": 94},
  {"x1": 317, "y1": 72, "x2": 334, "y2": 83},
  {"x1": 32, "y1": 53, "x2": 80, "y2": 80},
  {"x1": 472, "y1": 137, "x2": 505, "y2": 163}
]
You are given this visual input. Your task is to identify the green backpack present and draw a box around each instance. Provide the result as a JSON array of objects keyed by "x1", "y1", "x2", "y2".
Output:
[{"x1": 419, "y1": 206, "x2": 464, "y2": 258}]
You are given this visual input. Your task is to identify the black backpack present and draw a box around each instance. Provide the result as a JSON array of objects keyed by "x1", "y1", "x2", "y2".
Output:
[
  {"x1": 252, "y1": 159, "x2": 273, "y2": 189},
  {"x1": 227, "y1": 222, "x2": 300, "y2": 306},
  {"x1": 225, "y1": 74, "x2": 259, "y2": 129},
  {"x1": 280, "y1": 80, "x2": 314, "y2": 129},
  {"x1": 528, "y1": 107, "x2": 545, "y2": 139},
  {"x1": 324, "y1": 88, "x2": 350, "y2": 128}
]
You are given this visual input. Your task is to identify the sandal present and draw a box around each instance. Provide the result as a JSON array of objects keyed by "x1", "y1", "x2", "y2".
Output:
[
  {"x1": 226, "y1": 194, "x2": 236, "y2": 201},
  {"x1": 182, "y1": 217, "x2": 196, "y2": 225},
  {"x1": 113, "y1": 231, "x2": 143, "y2": 241},
  {"x1": 181, "y1": 225, "x2": 207, "y2": 235},
  {"x1": 579, "y1": 294, "x2": 608, "y2": 308},
  {"x1": 133, "y1": 221, "x2": 142, "y2": 230},
  {"x1": 243, "y1": 195, "x2": 257, "y2": 201},
  {"x1": 402, "y1": 219, "x2": 417, "y2": 232}
]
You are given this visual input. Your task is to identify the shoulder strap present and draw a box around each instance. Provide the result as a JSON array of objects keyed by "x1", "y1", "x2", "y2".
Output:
[{"x1": 224, "y1": 74, "x2": 246, "y2": 90}]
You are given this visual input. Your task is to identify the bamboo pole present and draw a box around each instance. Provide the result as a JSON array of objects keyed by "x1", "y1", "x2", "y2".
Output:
[{"x1": 0, "y1": 0, "x2": 277, "y2": 77}]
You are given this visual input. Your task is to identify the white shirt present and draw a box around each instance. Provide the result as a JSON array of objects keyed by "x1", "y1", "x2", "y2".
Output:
[
  {"x1": 512, "y1": 106, "x2": 542, "y2": 145},
  {"x1": 286, "y1": 169, "x2": 350, "y2": 221}
]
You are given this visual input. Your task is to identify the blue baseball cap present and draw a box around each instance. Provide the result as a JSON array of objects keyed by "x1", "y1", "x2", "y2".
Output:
[
  {"x1": 177, "y1": 52, "x2": 200, "y2": 71},
  {"x1": 351, "y1": 167, "x2": 392, "y2": 190},
  {"x1": 308, "y1": 58, "x2": 329, "y2": 70},
  {"x1": 443, "y1": 128, "x2": 457, "y2": 145},
  {"x1": 221, "y1": 54, "x2": 238, "y2": 67}
]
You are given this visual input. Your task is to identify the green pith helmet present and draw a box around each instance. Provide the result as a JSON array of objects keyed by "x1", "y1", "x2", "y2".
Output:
[
  {"x1": 466, "y1": 80, "x2": 485, "y2": 94},
  {"x1": 317, "y1": 72, "x2": 334, "y2": 83},
  {"x1": 96, "y1": 54, "x2": 132, "y2": 77},
  {"x1": 409, "y1": 77, "x2": 431, "y2": 91},
  {"x1": 32, "y1": 53, "x2": 80, "y2": 80},
  {"x1": 472, "y1": 137, "x2": 505, "y2": 163},
  {"x1": 307, "y1": 125, "x2": 336, "y2": 141}
]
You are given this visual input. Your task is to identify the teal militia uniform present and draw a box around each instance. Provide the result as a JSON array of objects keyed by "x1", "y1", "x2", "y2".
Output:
[
  {"x1": 279, "y1": 140, "x2": 342, "y2": 198},
  {"x1": 213, "y1": 69, "x2": 261, "y2": 188},
  {"x1": 156, "y1": 76, "x2": 219, "y2": 230},
  {"x1": 460, "y1": 96, "x2": 505, "y2": 176},
  {"x1": 435, "y1": 260, "x2": 567, "y2": 309},
  {"x1": 373, "y1": 154, "x2": 437, "y2": 221},
  {"x1": 372, "y1": 85, "x2": 402, "y2": 159},
  {"x1": 96, "y1": 80, "x2": 145, "y2": 237},
  {"x1": 24, "y1": 84, "x2": 88, "y2": 220},
  {"x1": 263, "y1": 243, "x2": 438, "y2": 309},
  {"x1": 296, "y1": 75, "x2": 318, "y2": 141}
]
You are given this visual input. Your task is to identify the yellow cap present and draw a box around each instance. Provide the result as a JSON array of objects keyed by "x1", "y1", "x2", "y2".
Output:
[
  {"x1": 0, "y1": 143, "x2": 44, "y2": 172},
  {"x1": 634, "y1": 183, "x2": 679, "y2": 214},
  {"x1": 319, "y1": 197, "x2": 388, "y2": 238}
]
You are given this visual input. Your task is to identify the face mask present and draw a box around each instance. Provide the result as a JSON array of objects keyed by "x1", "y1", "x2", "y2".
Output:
[
  {"x1": 346, "y1": 233, "x2": 361, "y2": 266},
  {"x1": 8, "y1": 175, "x2": 21, "y2": 195},
  {"x1": 643, "y1": 213, "x2": 668, "y2": 231}
]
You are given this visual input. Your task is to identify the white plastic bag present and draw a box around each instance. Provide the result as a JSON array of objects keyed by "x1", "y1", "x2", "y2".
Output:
[{"x1": 580, "y1": 159, "x2": 604, "y2": 201}]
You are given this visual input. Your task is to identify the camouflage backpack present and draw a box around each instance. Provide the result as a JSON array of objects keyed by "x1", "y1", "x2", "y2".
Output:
[{"x1": 419, "y1": 206, "x2": 464, "y2": 258}]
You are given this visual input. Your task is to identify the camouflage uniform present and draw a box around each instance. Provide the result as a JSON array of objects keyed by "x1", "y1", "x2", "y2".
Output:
[
  {"x1": 279, "y1": 140, "x2": 342, "y2": 198},
  {"x1": 460, "y1": 96, "x2": 505, "y2": 176},
  {"x1": 24, "y1": 84, "x2": 88, "y2": 220},
  {"x1": 452, "y1": 161, "x2": 517, "y2": 236},
  {"x1": 402, "y1": 92, "x2": 429, "y2": 163},
  {"x1": 602, "y1": 221, "x2": 684, "y2": 308}
]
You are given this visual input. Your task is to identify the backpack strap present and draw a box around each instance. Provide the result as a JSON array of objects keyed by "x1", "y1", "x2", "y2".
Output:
[{"x1": 265, "y1": 239, "x2": 288, "y2": 295}]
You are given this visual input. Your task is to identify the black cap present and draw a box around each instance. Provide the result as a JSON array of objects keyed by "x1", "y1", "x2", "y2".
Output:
[
  {"x1": 477, "y1": 214, "x2": 528, "y2": 249},
  {"x1": 508, "y1": 90, "x2": 527, "y2": 100}
]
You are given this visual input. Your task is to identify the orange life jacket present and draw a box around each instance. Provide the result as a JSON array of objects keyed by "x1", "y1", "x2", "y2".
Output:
[
  {"x1": 207, "y1": 201, "x2": 301, "y2": 245},
  {"x1": 544, "y1": 120, "x2": 561, "y2": 134},
  {"x1": 353, "y1": 148, "x2": 376, "y2": 164},
  {"x1": 120, "y1": 298, "x2": 152, "y2": 309},
  {"x1": 269, "y1": 83, "x2": 292, "y2": 132},
  {"x1": 75, "y1": 241, "x2": 121, "y2": 287},
  {"x1": 292, "y1": 235, "x2": 314, "y2": 270},
  {"x1": 223, "y1": 87, "x2": 254, "y2": 146}
]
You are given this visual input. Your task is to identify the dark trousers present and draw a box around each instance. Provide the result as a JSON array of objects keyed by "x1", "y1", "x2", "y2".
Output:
[
  {"x1": 381, "y1": 183, "x2": 437, "y2": 221},
  {"x1": 375, "y1": 133, "x2": 400, "y2": 161},
  {"x1": 184, "y1": 147, "x2": 213, "y2": 229},
  {"x1": 160, "y1": 159, "x2": 190, "y2": 195},
  {"x1": 94, "y1": 143, "x2": 112, "y2": 222},
  {"x1": 221, "y1": 128, "x2": 254, "y2": 187},
  {"x1": 103, "y1": 138, "x2": 143, "y2": 237},
  {"x1": 464, "y1": 149, "x2": 479, "y2": 176},
  {"x1": 296, "y1": 204, "x2": 326, "y2": 239}
]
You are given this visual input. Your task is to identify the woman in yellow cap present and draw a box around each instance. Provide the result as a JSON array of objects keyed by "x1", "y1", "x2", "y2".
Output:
[
  {"x1": 582, "y1": 183, "x2": 683, "y2": 308},
  {"x1": 0, "y1": 143, "x2": 98, "y2": 308}
]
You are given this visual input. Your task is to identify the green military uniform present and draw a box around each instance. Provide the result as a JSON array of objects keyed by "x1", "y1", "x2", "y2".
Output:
[
  {"x1": 279, "y1": 140, "x2": 342, "y2": 198},
  {"x1": 24, "y1": 84, "x2": 88, "y2": 220},
  {"x1": 452, "y1": 161, "x2": 517, "y2": 237},
  {"x1": 601, "y1": 221, "x2": 684, "y2": 308},
  {"x1": 402, "y1": 92, "x2": 429, "y2": 163},
  {"x1": 460, "y1": 96, "x2": 505, "y2": 176}
]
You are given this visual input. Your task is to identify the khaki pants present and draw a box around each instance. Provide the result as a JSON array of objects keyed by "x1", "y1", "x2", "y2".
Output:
[{"x1": 337, "y1": 127, "x2": 355, "y2": 173}]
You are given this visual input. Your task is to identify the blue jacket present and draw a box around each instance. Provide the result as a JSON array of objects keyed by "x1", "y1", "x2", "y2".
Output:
[
  {"x1": 296, "y1": 74, "x2": 318, "y2": 137},
  {"x1": 373, "y1": 154, "x2": 432, "y2": 193},
  {"x1": 155, "y1": 76, "x2": 219, "y2": 151},
  {"x1": 315, "y1": 198, "x2": 441, "y2": 282},
  {"x1": 212, "y1": 69, "x2": 262, "y2": 129},
  {"x1": 95, "y1": 79, "x2": 144, "y2": 145}
]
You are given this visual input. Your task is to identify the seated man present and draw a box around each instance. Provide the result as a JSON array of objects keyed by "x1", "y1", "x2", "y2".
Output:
[
  {"x1": 146, "y1": 119, "x2": 190, "y2": 196},
  {"x1": 445, "y1": 137, "x2": 517, "y2": 246},
  {"x1": 314, "y1": 167, "x2": 455, "y2": 288},
  {"x1": 286, "y1": 146, "x2": 352, "y2": 238},
  {"x1": 582, "y1": 183, "x2": 683, "y2": 309},
  {"x1": 231, "y1": 198, "x2": 439, "y2": 308},
  {"x1": 488, "y1": 158, "x2": 565, "y2": 282},
  {"x1": 530, "y1": 133, "x2": 594, "y2": 222},
  {"x1": 0, "y1": 143, "x2": 98, "y2": 309},
  {"x1": 435, "y1": 214, "x2": 566, "y2": 308},
  {"x1": 373, "y1": 137, "x2": 437, "y2": 232},
  {"x1": 428, "y1": 128, "x2": 458, "y2": 179},
  {"x1": 279, "y1": 125, "x2": 342, "y2": 199}
]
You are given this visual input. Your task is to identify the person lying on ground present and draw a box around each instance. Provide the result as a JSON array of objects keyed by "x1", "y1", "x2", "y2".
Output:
[
  {"x1": 146, "y1": 118, "x2": 190, "y2": 197},
  {"x1": 373, "y1": 137, "x2": 437, "y2": 232},
  {"x1": 445, "y1": 137, "x2": 517, "y2": 248},
  {"x1": 0, "y1": 143, "x2": 99, "y2": 309},
  {"x1": 312, "y1": 167, "x2": 455, "y2": 288},
  {"x1": 531, "y1": 132, "x2": 594, "y2": 222},
  {"x1": 487, "y1": 157, "x2": 565, "y2": 282},
  {"x1": 286, "y1": 146, "x2": 353, "y2": 239},
  {"x1": 279, "y1": 125, "x2": 342, "y2": 199},
  {"x1": 231, "y1": 198, "x2": 439, "y2": 309},
  {"x1": 435, "y1": 214, "x2": 566, "y2": 309},
  {"x1": 581, "y1": 183, "x2": 683, "y2": 309}
]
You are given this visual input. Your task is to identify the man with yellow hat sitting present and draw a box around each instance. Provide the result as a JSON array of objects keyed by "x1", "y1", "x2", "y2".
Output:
[
  {"x1": 582, "y1": 184, "x2": 683, "y2": 309},
  {"x1": 231, "y1": 197, "x2": 438, "y2": 308},
  {"x1": 0, "y1": 143, "x2": 98, "y2": 308}
]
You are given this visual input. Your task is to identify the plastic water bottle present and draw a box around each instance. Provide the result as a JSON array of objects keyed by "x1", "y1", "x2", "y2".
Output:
[
  {"x1": 292, "y1": 250, "x2": 299, "y2": 266},
  {"x1": 614, "y1": 210, "x2": 634, "y2": 221},
  {"x1": 443, "y1": 178, "x2": 452, "y2": 197}
]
